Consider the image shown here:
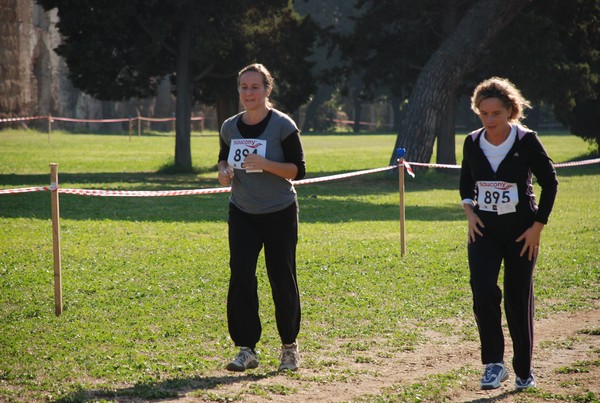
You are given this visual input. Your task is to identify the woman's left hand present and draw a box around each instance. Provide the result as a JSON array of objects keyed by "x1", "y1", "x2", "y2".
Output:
[
  {"x1": 243, "y1": 154, "x2": 266, "y2": 171},
  {"x1": 516, "y1": 221, "x2": 545, "y2": 261}
]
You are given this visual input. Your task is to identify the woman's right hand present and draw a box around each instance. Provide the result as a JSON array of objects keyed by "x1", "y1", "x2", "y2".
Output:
[
  {"x1": 218, "y1": 167, "x2": 234, "y2": 186},
  {"x1": 464, "y1": 207, "x2": 484, "y2": 243}
]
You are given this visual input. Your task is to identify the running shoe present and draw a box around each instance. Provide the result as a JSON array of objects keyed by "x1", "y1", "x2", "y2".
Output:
[
  {"x1": 481, "y1": 362, "x2": 508, "y2": 389},
  {"x1": 278, "y1": 342, "x2": 300, "y2": 371},
  {"x1": 515, "y1": 372, "x2": 536, "y2": 390},
  {"x1": 225, "y1": 347, "x2": 258, "y2": 372}
]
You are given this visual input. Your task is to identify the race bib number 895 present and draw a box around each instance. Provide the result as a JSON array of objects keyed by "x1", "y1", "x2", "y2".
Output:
[
  {"x1": 227, "y1": 139, "x2": 267, "y2": 171},
  {"x1": 476, "y1": 181, "x2": 518, "y2": 215}
]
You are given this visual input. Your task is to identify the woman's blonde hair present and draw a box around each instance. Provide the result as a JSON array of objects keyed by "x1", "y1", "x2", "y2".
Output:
[{"x1": 470, "y1": 77, "x2": 531, "y2": 122}]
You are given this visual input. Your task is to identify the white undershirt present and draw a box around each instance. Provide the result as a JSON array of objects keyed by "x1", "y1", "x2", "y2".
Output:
[
  {"x1": 461, "y1": 124, "x2": 517, "y2": 207},
  {"x1": 480, "y1": 124, "x2": 516, "y2": 173}
]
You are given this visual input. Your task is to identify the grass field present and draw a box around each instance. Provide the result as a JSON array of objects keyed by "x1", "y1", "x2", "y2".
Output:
[{"x1": 0, "y1": 129, "x2": 598, "y2": 402}]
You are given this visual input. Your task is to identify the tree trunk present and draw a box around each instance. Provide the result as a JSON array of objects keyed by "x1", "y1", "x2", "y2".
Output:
[
  {"x1": 390, "y1": 95, "x2": 402, "y2": 133},
  {"x1": 435, "y1": 0, "x2": 458, "y2": 165},
  {"x1": 215, "y1": 86, "x2": 238, "y2": 133},
  {"x1": 436, "y1": 88, "x2": 457, "y2": 165},
  {"x1": 390, "y1": 0, "x2": 532, "y2": 165},
  {"x1": 524, "y1": 105, "x2": 540, "y2": 130},
  {"x1": 174, "y1": 15, "x2": 192, "y2": 170},
  {"x1": 353, "y1": 95, "x2": 362, "y2": 133},
  {"x1": 302, "y1": 85, "x2": 331, "y2": 132}
]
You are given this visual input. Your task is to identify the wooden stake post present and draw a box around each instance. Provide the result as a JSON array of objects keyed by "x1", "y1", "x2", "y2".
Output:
[
  {"x1": 137, "y1": 112, "x2": 142, "y2": 137},
  {"x1": 397, "y1": 148, "x2": 407, "y2": 256},
  {"x1": 129, "y1": 115, "x2": 133, "y2": 141},
  {"x1": 50, "y1": 163, "x2": 63, "y2": 316},
  {"x1": 48, "y1": 115, "x2": 52, "y2": 142}
]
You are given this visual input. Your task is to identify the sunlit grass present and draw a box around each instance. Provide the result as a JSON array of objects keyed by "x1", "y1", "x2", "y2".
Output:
[{"x1": 0, "y1": 129, "x2": 598, "y2": 401}]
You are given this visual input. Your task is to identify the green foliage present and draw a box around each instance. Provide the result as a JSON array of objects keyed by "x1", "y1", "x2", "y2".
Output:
[
  {"x1": 567, "y1": 98, "x2": 600, "y2": 148},
  {"x1": 35, "y1": 0, "x2": 319, "y2": 170},
  {"x1": 339, "y1": 0, "x2": 466, "y2": 98},
  {"x1": 0, "y1": 130, "x2": 598, "y2": 401},
  {"x1": 339, "y1": 0, "x2": 600, "y2": 149},
  {"x1": 475, "y1": 0, "x2": 600, "y2": 147},
  {"x1": 35, "y1": 0, "x2": 317, "y2": 113}
]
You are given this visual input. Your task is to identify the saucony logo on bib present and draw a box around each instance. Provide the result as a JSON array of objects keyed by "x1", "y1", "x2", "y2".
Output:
[
  {"x1": 233, "y1": 139, "x2": 262, "y2": 147},
  {"x1": 478, "y1": 182, "x2": 513, "y2": 190}
]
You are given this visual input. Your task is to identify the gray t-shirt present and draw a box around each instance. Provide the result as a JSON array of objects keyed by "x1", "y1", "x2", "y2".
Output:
[{"x1": 220, "y1": 109, "x2": 298, "y2": 214}]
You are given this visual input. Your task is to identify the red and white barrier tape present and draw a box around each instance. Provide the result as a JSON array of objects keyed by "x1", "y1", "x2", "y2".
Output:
[
  {"x1": 0, "y1": 185, "x2": 53, "y2": 195},
  {"x1": 293, "y1": 166, "x2": 396, "y2": 185},
  {"x1": 553, "y1": 158, "x2": 600, "y2": 167},
  {"x1": 137, "y1": 117, "x2": 174, "y2": 123},
  {"x1": 1, "y1": 158, "x2": 597, "y2": 197},
  {"x1": 58, "y1": 186, "x2": 230, "y2": 197},
  {"x1": 408, "y1": 161, "x2": 460, "y2": 169},
  {"x1": 407, "y1": 158, "x2": 600, "y2": 169},
  {"x1": 138, "y1": 117, "x2": 204, "y2": 122},
  {"x1": 0, "y1": 166, "x2": 396, "y2": 197},
  {"x1": 402, "y1": 160, "x2": 416, "y2": 178},
  {"x1": 1, "y1": 115, "x2": 204, "y2": 124},
  {"x1": 55, "y1": 166, "x2": 397, "y2": 196},
  {"x1": 0, "y1": 116, "x2": 47, "y2": 123},
  {"x1": 51, "y1": 117, "x2": 130, "y2": 123}
]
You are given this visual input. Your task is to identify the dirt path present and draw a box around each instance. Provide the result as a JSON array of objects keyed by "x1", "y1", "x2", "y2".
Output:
[{"x1": 174, "y1": 303, "x2": 600, "y2": 402}]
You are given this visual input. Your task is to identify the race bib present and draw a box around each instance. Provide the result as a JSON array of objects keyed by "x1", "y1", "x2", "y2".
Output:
[
  {"x1": 476, "y1": 181, "x2": 518, "y2": 215},
  {"x1": 227, "y1": 139, "x2": 267, "y2": 172}
]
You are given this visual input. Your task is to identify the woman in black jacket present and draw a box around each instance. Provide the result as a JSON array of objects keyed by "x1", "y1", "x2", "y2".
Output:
[{"x1": 460, "y1": 77, "x2": 558, "y2": 391}]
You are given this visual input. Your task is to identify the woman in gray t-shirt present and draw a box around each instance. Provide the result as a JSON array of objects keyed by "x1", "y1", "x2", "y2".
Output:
[{"x1": 217, "y1": 63, "x2": 306, "y2": 373}]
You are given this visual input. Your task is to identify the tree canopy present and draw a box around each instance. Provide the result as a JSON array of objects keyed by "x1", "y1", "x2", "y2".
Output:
[
  {"x1": 337, "y1": 0, "x2": 600, "y2": 164},
  {"x1": 478, "y1": 0, "x2": 600, "y2": 146},
  {"x1": 36, "y1": 0, "x2": 318, "y2": 170},
  {"x1": 36, "y1": 0, "x2": 600, "y2": 169}
]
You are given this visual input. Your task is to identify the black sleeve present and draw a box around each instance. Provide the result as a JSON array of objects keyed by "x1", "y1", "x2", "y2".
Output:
[
  {"x1": 218, "y1": 136, "x2": 229, "y2": 163},
  {"x1": 282, "y1": 129, "x2": 306, "y2": 180},
  {"x1": 459, "y1": 136, "x2": 476, "y2": 201},
  {"x1": 526, "y1": 133, "x2": 558, "y2": 224}
]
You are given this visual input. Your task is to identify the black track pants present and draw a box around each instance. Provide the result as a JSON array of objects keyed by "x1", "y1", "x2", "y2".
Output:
[
  {"x1": 226, "y1": 202, "x2": 301, "y2": 350},
  {"x1": 468, "y1": 220, "x2": 536, "y2": 379}
]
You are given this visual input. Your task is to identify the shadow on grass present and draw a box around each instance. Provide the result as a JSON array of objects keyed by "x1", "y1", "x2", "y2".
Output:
[
  {"x1": 56, "y1": 371, "x2": 281, "y2": 402},
  {"x1": 461, "y1": 389, "x2": 540, "y2": 402},
  {"x1": 0, "y1": 188, "x2": 464, "y2": 223},
  {"x1": 0, "y1": 171, "x2": 215, "y2": 188},
  {"x1": 0, "y1": 172, "x2": 464, "y2": 223},
  {"x1": 1, "y1": 157, "x2": 596, "y2": 224}
]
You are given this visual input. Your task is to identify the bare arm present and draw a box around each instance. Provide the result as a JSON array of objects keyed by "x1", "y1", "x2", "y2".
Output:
[{"x1": 242, "y1": 154, "x2": 298, "y2": 180}]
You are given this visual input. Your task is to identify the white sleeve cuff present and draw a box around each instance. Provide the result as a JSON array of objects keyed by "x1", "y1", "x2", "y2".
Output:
[{"x1": 461, "y1": 198, "x2": 475, "y2": 207}]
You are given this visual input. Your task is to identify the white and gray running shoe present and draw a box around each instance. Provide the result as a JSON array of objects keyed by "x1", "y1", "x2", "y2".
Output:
[
  {"x1": 278, "y1": 342, "x2": 300, "y2": 371},
  {"x1": 226, "y1": 347, "x2": 258, "y2": 372}
]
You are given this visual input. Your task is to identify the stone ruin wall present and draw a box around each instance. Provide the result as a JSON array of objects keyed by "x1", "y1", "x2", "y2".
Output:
[{"x1": 0, "y1": 0, "x2": 213, "y2": 131}]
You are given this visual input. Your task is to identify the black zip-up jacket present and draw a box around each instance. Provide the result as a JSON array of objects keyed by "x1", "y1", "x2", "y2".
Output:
[{"x1": 460, "y1": 124, "x2": 558, "y2": 225}]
